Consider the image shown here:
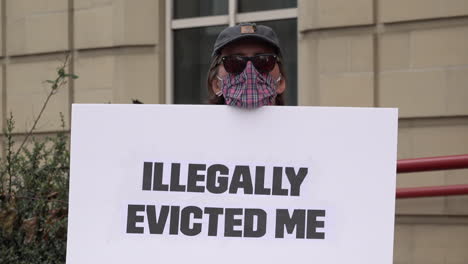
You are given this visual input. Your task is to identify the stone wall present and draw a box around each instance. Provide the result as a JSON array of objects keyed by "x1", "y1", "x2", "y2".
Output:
[
  {"x1": 0, "y1": 0, "x2": 165, "y2": 135},
  {"x1": 298, "y1": 0, "x2": 468, "y2": 263}
]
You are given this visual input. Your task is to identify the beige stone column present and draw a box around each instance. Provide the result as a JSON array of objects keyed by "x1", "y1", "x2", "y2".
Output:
[{"x1": 74, "y1": 0, "x2": 166, "y2": 104}]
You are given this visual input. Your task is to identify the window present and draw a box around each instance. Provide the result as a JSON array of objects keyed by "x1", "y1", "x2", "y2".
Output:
[
  {"x1": 173, "y1": 26, "x2": 226, "y2": 104},
  {"x1": 174, "y1": 0, "x2": 228, "y2": 19},
  {"x1": 238, "y1": 0, "x2": 297, "y2": 13},
  {"x1": 167, "y1": 0, "x2": 298, "y2": 105}
]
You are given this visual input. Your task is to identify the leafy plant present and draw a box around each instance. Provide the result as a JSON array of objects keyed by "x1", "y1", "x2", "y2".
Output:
[{"x1": 0, "y1": 56, "x2": 77, "y2": 264}]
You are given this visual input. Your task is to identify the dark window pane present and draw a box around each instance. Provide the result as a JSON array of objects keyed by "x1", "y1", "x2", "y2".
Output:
[
  {"x1": 238, "y1": 0, "x2": 297, "y2": 13},
  {"x1": 174, "y1": 26, "x2": 226, "y2": 104},
  {"x1": 260, "y1": 19, "x2": 298, "y2": 106},
  {"x1": 174, "y1": 0, "x2": 228, "y2": 19}
]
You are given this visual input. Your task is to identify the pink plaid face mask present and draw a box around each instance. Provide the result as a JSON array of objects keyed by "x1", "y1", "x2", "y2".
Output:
[{"x1": 216, "y1": 61, "x2": 281, "y2": 109}]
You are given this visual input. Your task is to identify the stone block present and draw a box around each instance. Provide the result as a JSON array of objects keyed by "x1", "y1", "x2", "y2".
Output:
[
  {"x1": 444, "y1": 226, "x2": 468, "y2": 263},
  {"x1": 7, "y1": 56, "x2": 70, "y2": 133},
  {"x1": 114, "y1": 48, "x2": 160, "y2": 104},
  {"x1": 318, "y1": 73, "x2": 374, "y2": 106},
  {"x1": 74, "y1": 47, "x2": 160, "y2": 104},
  {"x1": 298, "y1": 32, "x2": 319, "y2": 106},
  {"x1": 380, "y1": 32, "x2": 410, "y2": 71},
  {"x1": 299, "y1": 0, "x2": 373, "y2": 31},
  {"x1": 74, "y1": 1, "x2": 114, "y2": 49},
  {"x1": 74, "y1": 52, "x2": 115, "y2": 103},
  {"x1": 7, "y1": 0, "x2": 68, "y2": 56},
  {"x1": 298, "y1": 0, "x2": 316, "y2": 32},
  {"x1": 350, "y1": 35, "x2": 373, "y2": 72},
  {"x1": 412, "y1": 224, "x2": 468, "y2": 264},
  {"x1": 317, "y1": 0, "x2": 373, "y2": 29},
  {"x1": 74, "y1": 0, "x2": 114, "y2": 9},
  {"x1": 393, "y1": 224, "x2": 413, "y2": 264},
  {"x1": 123, "y1": 0, "x2": 159, "y2": 44},
  {"x1": 447, "y1": 68, "x2": 468, "y2": 115},
  {"x1": 397, "y1": 171, "x2": 445, "y2": 188},
  {"x1": 318, "y1": 34, "x2": 373, "y2": 73},
  {"x1": 74, "y1": 0, "x2": 158, "y2": 49},
  {"x1": 397, "y1": 126, "x2": 412, "y2": 160},
  {"x1": 411, "y1": 26, "x2": 468, "y2": 68},
  {"x1": 304, "y1": 33, "x2": 375, "y2": 106},
  {"x1": 380, "y1": 0, "x2": 468, "y2": 23},
  {"x1": 412, "y1": 224, "x2": 451, "y2": 264},
  {"x1": 410, "y1": 121, "x2": 468, "y2": 157},
  {"x1": 379, "y1": 70, "x2": 447, "y2": 118},
  {"x1": 318, "y1": 35, "x2": 348, "y2": 74}
]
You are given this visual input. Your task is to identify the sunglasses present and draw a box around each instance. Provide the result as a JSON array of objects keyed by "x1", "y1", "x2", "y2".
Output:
[{"x1": 221, "y1": 54, "x2": 279, "y2": 74}]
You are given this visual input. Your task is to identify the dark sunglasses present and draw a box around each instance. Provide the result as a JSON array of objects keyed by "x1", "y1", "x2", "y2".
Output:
[{"x1": 221, "y1": 54, "x2": 279, "y2": 74}]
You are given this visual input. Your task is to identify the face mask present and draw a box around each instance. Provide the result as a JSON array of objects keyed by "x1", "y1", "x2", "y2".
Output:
[{"x1": 216, "y1": 61, "x2": 281, "y2": 109}]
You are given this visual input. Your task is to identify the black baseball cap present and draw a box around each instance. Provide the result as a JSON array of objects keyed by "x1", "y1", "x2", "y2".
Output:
[{"x1": 212, "y1": 22, "x2": 282, "y2": 57}]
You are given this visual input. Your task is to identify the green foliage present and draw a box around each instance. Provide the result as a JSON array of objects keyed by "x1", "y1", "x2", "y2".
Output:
[
  {"x1": 0, "y1": 56, "x2": 75, "y2": 264},
  {"x1": 0, "y1": 115, "x2": 69, "y2": 264}
]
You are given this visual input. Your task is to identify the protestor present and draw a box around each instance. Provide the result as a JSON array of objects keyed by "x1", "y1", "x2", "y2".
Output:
[{"x1": 207, "y1": 22, "x2": 287, "y2": 108}]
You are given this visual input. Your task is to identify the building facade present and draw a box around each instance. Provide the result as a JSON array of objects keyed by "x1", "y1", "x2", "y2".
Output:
[{"x1": 1, "y1": 0, "x2": 468, "y2": 263}]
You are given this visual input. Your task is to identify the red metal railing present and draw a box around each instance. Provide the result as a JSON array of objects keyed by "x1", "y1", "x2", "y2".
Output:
[{"x1": 396, "y1": 154, "x2": 468, "y2": 199}]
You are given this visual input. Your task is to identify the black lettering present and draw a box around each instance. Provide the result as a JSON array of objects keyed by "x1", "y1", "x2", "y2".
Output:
[
  {"x1": 275, "y1": 209, "x2": 306, "y2": 238},
  {"x1": 142, "y1": 162, "x2": 152, "y2": 191},
  {"x1": 153, "y1": 162, "x2": 169, "y2": 191},
  {"x1": 180, "y1": 206, "x2": 202, "y2": 236},
  {"x1": 254, "y1": 166, "x2": 271, "y2": 195},
  {"x1": 147, "y1": 205, "x2": 169, "y2": 234},
  {"x1": 306, "y1": 210, "x2": 326, "y2": 239},
  {"x1": 206, "y1": 164, "x2": 229, "y2": 194},
  {"x1": 170, "y1": 163, "x2": 185, "y2": 192},
  {"x1": 285, "y1": 167, "x2": 308, "y2": 196},
  {"x1": 272, "y1": 167, "x2": 288, "y2": 196},
  {"x1": 169, "y1": 206, "x2": 180, "y2": 235},
  {"x1": 126, "y1": 204, "x2": 145, "y2": 234},
  {"x1": 244, "y1": 209, "x2": 267, "y2": 238},
  {"x1": 229, "y1": 166, "x2": 253, "y2": 194},
  {"x1": 204, "y1": 207, "x2": 224, "y2": 236},
  {"x1": 187, "y1": 164, "x2": 206, "y2": 193},
  {"x1": 225, "y1": 208, "x2": 243, "y2": 237}
]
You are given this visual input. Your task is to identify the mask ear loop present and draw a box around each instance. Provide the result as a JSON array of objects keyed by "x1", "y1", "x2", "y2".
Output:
[
  {"x1": 215, "y1": 75, "x2": 223, "y2": 96},
  {"x1": 272, "y1": 75, "x2": 282, "y2": 94},
  {"x1": 276, "y1": 75, "x2": 282, "y2": 83}
]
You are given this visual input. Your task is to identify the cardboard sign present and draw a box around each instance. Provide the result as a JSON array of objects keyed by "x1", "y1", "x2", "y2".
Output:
[{"x1": 67, "y1": 104, "x2": 398, "y2": 264}]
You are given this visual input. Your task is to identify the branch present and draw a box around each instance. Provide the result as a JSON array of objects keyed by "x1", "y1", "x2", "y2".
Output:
[{"x1": 13, "y1": 55, "x2": 73, "y2": 159}]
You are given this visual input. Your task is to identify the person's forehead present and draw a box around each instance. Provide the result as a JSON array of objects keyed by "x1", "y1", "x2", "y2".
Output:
[{"x1": 220, "y1": 38, "x2": 275, "y2": 55}]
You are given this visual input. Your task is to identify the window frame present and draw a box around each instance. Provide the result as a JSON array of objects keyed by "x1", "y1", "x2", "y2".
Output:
[{"x1": 165, "y1": 0, "x2": 298, "y2": 104}]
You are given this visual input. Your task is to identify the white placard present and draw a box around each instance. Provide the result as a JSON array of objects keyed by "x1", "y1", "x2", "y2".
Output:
[{"x1": 67, "y1": 104, "x2": 398, "y2": 264}]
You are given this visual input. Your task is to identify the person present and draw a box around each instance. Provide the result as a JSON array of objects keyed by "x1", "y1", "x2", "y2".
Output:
[{"x1": 206, "y1": 22, "x2": 287, "y2": 108}]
